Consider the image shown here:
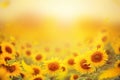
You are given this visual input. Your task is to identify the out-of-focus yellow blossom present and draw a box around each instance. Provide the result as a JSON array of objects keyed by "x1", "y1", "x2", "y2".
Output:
[
  {"x1": 99, "y1": 68, "x2": 120, "y2": 80},
  {"x1": 64, "y1": 56, "x2": 76, "y2": 69},
  {"x1": 31, "y1": 74, "x2": 44, "y2": 80},
  {"x1": 0, "y1": 0, "x2": 10, "y2": 8},
  {"x1": 30, "y1": 65, "x2": 42, "y2": 76},
  {"x1": 114, "y1": 60, "x2": 120, "y2": 71},
  {"x1": 111, "y1": 38, "x2": 120, "y2": 54},
  {"x1": 70, "y1": 74, "x2": 79, "y2": 80},
  {"x1": 32, "y1": 52, "x2": 46, "y2": 64},
  {"x1": 57, "y1": 64, "x2": 68, "y2": 79},
  {"x1": 21, "y1": 60, "x2": 32, "y2": 73},
  {"x1": 0, "y1": 67, "x2": 9, "y2": 80}
]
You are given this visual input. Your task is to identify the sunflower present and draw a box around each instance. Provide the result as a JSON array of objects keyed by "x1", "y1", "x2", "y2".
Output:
[
  {"x1": 75, "y1": 55, "x2": 95, "y2": 74},
  {"x1": 0, "y1": 45, "x2": 3, "y2": 56},
  {"x1": 64, "y1": 56, "x2": 76, "y2": 69},
  {"x1": 0, "y1": 44, "x2": 7, "y2": 57},
  {"x1": 99, "y1": 68, "x2": 120, "y2": 80},
  {"x1": 44, "y1": 58, "x2": 61, "y2": 75},
  {"x1": 30, "y1": 65, "x2": 42, "y2": 76},
  {"x1": 0, "y1": 42, "x2": 15, "y2": 55},
  {"x1": 88, "y1": 49, "x2": 108, "y2": 67},
  {"x1": 32, "y1": 53, "x2": 45, "y2": 64},
  {"x1": 72, "y1": 52, "x2": 79, "y2": 57},
  {"x1": 0, "y1": 67, "x2": 9, "y2": 80},
  {"x1": 70, "y1": 74, "x2": 79, "y2": 80},
  {"x1": 114, "y1": 60, "x2": 120, "y2": 71},
  {"x1": 31, "y1": 74, "x2": 44, "y2": 80},
  {"x1": 96, "y1": 31, "x2": 110, "y2": 45},
  {"x1": 0, "y1": 53, "x2": 15, "y2": 65},
  {"x1": 92, "y1": 40, "x2": 105, "y2": 50},
  {"x1": 19, "y1": 71, "x2": 29, "y2": 80},
  {"x1": 57, "y1": 64, "x2": 68, "y2": 80},
  {"x1": 0, "y1": 58, "x2": 4, "y2": 65},
  {"x1": 22, "y1": 48, "x2": 33, "y2": 58},
  {"x1": 60, "y1": 64, "x2": 68, "y2": 73},
  {"x1": 3, "y1": 62, "x2": 21, "y2": 76}
]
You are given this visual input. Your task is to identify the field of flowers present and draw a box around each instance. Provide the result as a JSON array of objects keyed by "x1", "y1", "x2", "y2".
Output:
[
  {"x1": 0, "y1": 20, "x2": 120, "y2": 80},
  {"x1": 0, "y1": 0, "x2": 120, "y2": 80}
]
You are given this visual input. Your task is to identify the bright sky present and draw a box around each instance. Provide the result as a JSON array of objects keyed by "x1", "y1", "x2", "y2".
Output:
[
  {"x1": 0, "y1": 0, "x2": 120, "y2": 22},
  {"x1": 0, "y1": 0, "x2": 120, "y2": 43}
]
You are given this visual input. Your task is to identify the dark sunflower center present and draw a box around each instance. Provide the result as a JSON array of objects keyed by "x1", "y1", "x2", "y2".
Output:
[
  {"x1": 118, "y1": 63, "x2": 120, "y2": 68},
  {"x1": 6, "y1": 65, "x2": 16, "y2": 73},
  {"x1": 32, "y1": 68, "x2": 40, "y2": 75},
  {"x1": 80, "y1": 59, "x2": 90, "y2": 70},
  {"x1": 26, "y1": 50, "x2": 31, "y2": 56},
  {"x1": 61, "y1": 66, "x2": 66, "y2": 71},
  {"x1": 102, "y1": 36, "x2": 107, "y2": 42},
  {"x1": 68, "y1": 59, "x2": 75, "y2": 66},
  {"x1": 0, "y1": 46, "x2": 2, "y2": 54},
  {"x1": 35, "y1": 54, "x2": 42, "y2": 61},
  {"x1": 15, "y1": 52, "x2": 20, "y2": 58},
  {"x1": 91, "y1": 52, "x2": 103, "y2": 62},
  {"x1": 5, "y1": 46, "x2": 12, "y2": 54},
  {"x1": 97, "y1": 44, "x2": 101, "y2": 49},
  {"x1": 20, "y1": 73, "x2": 25, "y2": 78},
  {"x1": 73, "y1": 52, "x2": 78, "y2": 57},
  {"x1": 34, "y1": 77, "x2": 42, "y2": 80},
  {"x1": 118, "y1": 47, "x2": 120, "y2": 52},
  {"x1": 48, "y1": 62, "x2": 59, "y2": 71},
  {"x1": 73, "y1": 74, "x2": 79, "y2": 79},
  {"x1": 11, "y1": 42, "x2": 16, "y2": 46},
  {"x1": 4, "y1": 57, "x2": 12, "y2": 61}
]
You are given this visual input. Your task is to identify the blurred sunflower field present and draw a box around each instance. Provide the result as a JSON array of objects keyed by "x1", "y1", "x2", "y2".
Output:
[{"x1": 0, "y1": 0, "x2": 120, "y2": 80}]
